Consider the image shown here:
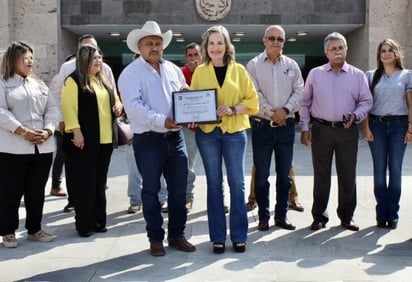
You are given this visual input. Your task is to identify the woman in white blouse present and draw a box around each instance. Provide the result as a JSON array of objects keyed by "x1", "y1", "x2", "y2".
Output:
[{"x1": 0, "y1": 41, "x2": 59, "y2": 248}]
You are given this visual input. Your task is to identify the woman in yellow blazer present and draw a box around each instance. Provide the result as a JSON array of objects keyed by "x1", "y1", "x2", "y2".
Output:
[
  {"x1": 61, "y1": 44, "x2": 122, "y2": 237},
  {"x1": 190, "y1": 25, "x2": 258, "y2": 254}
]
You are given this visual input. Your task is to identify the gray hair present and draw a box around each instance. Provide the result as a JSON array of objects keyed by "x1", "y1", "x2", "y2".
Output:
[{"x1": 323, "y1": 32, "x2": 347, "y2": 52}]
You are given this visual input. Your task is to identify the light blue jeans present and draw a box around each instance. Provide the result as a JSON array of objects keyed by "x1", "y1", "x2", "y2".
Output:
[
  {"x1": 196, "y1": 127, "x2": 248, "y2": 244},
  {"x1": 126, "y1": 144, "x2": 167, "y2": 206}
]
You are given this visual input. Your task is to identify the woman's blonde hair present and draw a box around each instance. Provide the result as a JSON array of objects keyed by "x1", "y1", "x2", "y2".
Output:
[{"x1": 201, "y1": 25, "x2": 235, "y2": 65}]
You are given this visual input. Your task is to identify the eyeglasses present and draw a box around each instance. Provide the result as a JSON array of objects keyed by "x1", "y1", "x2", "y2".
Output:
[
  {"x1": 327, "y1": 45, "x2": 346, "y2": 52},
  {"x1": 266, "y1": 36, "x2": 285, "y2": 43}
]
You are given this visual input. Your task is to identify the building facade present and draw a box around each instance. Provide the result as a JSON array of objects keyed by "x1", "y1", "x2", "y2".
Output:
[{"x1": 0, "y1": 0, "x2": 411, "y2": 83}]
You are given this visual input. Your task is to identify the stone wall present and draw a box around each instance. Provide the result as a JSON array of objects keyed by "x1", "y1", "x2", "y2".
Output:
[
  {"x1": 60, "y1": 0, "x2": 366, "y2": 26},
  {"x1": 0, "y1": 0, "x2": 59, "y2": 83},
  {"x1": 345, "y1": 26, "x2": 369, "y2": 71},
  {"x1": 365, "y1": 0, "x2": 411, "y2": 70},
  {"x1": 0, "y1": 0, "x2": 13, "y2": 60},
  {"x1": 1, "y1": 0, "x2": 411, "y2": 83}
]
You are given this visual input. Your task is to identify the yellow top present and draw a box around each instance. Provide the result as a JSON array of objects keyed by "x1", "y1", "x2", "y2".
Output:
[
  {"x1": 190, "y1": 62, "x2": 259, "y2": 133},
  {"x1": 61, "y1": 76, "x2": 120, "y2": 144}
]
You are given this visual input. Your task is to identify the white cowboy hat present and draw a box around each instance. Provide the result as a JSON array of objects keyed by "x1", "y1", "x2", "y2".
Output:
[{"x1": 126, "y1": 21, "x2": 172, "y2": 54}]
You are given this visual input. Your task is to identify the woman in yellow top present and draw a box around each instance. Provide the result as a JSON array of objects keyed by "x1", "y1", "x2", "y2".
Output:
[
  {"x1": 190, "y1": 25, "x2": 259, "y2": 254},
  {"x1": 61, "y1": 44, "x2": 122, "y2": 237}
]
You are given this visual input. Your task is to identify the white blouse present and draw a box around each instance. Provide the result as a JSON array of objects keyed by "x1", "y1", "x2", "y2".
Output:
[{"x1": 0, "y1": 74, "x2": 59, "y2": 154}]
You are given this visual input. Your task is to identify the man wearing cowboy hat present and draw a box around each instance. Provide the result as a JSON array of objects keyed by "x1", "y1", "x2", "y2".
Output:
[{"x1": 118, "y1": 21, "x2": 195, "y2": 256}]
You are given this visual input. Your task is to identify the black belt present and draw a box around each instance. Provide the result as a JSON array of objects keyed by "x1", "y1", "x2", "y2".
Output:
[
  {"x1": 250, "y1": 116, "x2": 294, "y2": 127},
  {"x1": 139, "y1": 131, "x2": 180, "y2": 139},
  {"x1": 369, "y1": 114, "x2": 408, "y2": 122},
  {"x1": 314, "y1": 118, "x2": 345, "y2": 128}
]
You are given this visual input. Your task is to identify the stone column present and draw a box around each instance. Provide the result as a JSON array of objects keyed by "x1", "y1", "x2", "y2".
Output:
[{"x1": 1, "y1": 0, "x2": 59, "y2": 83}]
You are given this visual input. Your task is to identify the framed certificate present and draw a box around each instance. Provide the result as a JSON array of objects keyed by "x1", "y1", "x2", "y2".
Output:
[{"x1": 172, "y1": 88, "x2": 218, "y2": 125}]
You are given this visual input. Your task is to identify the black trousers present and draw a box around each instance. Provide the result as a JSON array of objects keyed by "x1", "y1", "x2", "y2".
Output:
[
  {"x1": 51, "y1": 131, "x2": 64, "y2": 188},
  {"x1": 0, "y1": 151, "x2": 52, "y2": 235},
  {"x1": 52, "y1": 131, "x2": 74, "y2": 205},
  {"x1": 310, "y1": 121, "x2": 359, "y2": 222},
  {"x1": 65, "y1": 144, "x2": 113, "y2": 233}
]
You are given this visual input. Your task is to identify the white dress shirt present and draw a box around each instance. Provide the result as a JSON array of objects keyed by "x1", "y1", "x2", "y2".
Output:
[
  {"x1": 247, "y1": 51, "x2": 304, "y2": 119},
  {"x1": 117, "y1": 57, "x2": 187, "y2": 133}
]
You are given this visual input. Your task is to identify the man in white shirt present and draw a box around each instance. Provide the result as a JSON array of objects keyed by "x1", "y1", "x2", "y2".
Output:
[{"x1": 118, "y1": 21, "x2": 195, "y2": 257}]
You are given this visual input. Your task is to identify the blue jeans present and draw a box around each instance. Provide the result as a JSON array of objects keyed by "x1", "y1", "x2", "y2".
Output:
[
  {"x1": 133, "y1": 131, "x2": 188, "y2": 242},
  {"x1": 251, "y1": 119, "x2": 295, "y2": 221},
  {"x1": 126, "y1": 144, "x2": 167, "y2": 206},
  {"x1": 368, "y1": 117, "x2": 408, "y2": 221},
  {"x1": 196, "y1": 128, "x2": 248, "y2": 244}
]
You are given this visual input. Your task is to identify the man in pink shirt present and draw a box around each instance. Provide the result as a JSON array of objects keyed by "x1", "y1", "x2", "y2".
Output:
[{"x1": 300, "y1": 32, "x2": 373, "y2": 232}]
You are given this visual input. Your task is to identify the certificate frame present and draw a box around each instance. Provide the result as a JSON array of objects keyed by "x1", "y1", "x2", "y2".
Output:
[{"x1": 172, "y1": 88, "x2": 218, "y2": 125}]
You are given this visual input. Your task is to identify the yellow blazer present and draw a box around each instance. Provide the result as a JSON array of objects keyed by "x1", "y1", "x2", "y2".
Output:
[{"x1": 190, "y1": 62, "x2": 259, "y2": 133}]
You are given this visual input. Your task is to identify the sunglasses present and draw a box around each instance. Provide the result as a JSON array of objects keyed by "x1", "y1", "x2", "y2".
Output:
[{"x1": 266, "y1": 36, "x2": 285, "y2": 43}]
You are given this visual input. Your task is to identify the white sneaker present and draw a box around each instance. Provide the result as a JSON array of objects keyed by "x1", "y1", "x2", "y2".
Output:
[
  {"x1": 2, "y1": 234, "x2": 18, "y2": 248},
  {"x1": 161, "y1": 202, "x2": 168, "y2": 213},
  {"x1": 186, "y1": 200, "x2": 193, "y2": 213},
  {"x1": 127, "y1": 204, "x2": 141, "y2": 214},
  {"x1": 27, "y1": 230, "x2": 54, "y2": 242}
]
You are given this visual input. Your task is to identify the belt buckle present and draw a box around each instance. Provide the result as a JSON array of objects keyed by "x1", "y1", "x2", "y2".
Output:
[
  {"x1": 270, "y1": 121, "x2": 280, "y2": 128},
  {"x1": 163, "y1": 131, "x2": 175, "y2": 138},
  {"x1": 251, "y1": 117, "x2": 261, "y2": 123},
  {"x1": 331, "y1": 122, "x2": 338, "y2": 128}
]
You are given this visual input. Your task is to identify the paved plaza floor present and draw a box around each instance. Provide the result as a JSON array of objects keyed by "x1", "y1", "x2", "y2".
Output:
[{"x1": 1, "y1": 130, "x2": 412, "y2": 282}]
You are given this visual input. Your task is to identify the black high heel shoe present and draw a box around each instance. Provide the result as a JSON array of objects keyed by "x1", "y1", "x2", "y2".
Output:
[
  {"x1": 233, "y1": 242, "x2": 246, "y2": 253},
  {"x1": 376, "y1": 220, "x2": 386, "y2": 228},
  {"x1": 95, "y1": 226, "x2": 107, "y2": 233},
  {"x1": 387, "y1": 220, "x2": 398, "y2": 229},
  {"x1": 213, "y1": 242, "x2": 225, "y2": 254},
  {"x1": 78, "y1": 231, "x2": 91, "y2": 238}
]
